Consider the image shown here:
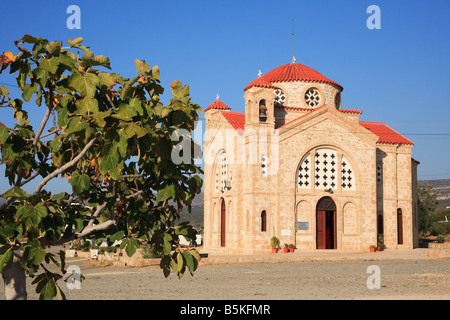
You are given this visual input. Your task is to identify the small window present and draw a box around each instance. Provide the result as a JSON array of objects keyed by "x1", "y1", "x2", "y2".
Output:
[
  {"x1": 334, "y1": 92, "x2": 341, "y2": 109},
  {"x1": 376, "y1": 165, "x2": 382, "y2": 184},
  {"x1": 261, "y1": 211, "x2": 267, "y2": 232},
  {"x1": 274, "y1": 89, "x2": 286, "y2": 106},
  {"x1": 261, "y1": 155, "x2": 268, "y2": 176},
  {"x1": 305, "y1": 88, "x2": 321, "y2": 108}
]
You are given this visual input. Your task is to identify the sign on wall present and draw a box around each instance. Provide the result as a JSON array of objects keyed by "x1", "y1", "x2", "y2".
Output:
[{"x1": 296, "y1": 221, "x2": 309, "y2": 231}]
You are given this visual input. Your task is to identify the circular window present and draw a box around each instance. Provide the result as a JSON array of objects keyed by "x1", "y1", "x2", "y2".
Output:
[
  {"x1": 334, "y1": 92, "x2": 341, "y2": 109},
  {"x1": 274, "y1": 89, "x2": 286, "y2": 107},
  {"x1": 304, "y1": 88, "x2": 321, "y2": 108}
]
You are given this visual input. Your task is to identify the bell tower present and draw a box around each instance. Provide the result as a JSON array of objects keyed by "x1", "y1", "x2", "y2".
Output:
[{"x1": 243, "y1": 72, "x2": 276, "y2": 128}]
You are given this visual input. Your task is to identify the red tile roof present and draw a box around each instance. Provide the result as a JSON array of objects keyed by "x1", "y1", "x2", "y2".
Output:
[
  {"x1": 220, "y1": 111, "x2": 245, "y2": 132},
  {"x1": 340, "y1": 109, "x2": 362, "y2": 115},
  {"x1": 260, "y1": 62, "x2": 343, "y2": 90},
  {"x1": 359, "y1": 121, "x2": 414, "y2": 145},
  {"x1": 204, "y1": 99, "x2": 231, "y2": 112},
  {"x1": 243, "y1": 77, "x2": 278, "y2": 91},
  {"x1": 0, "y1": 122, "x2": 5, "y2": 128},
  {"x1": 217, "y1": 109, "x2": 413, "y2": 146}
]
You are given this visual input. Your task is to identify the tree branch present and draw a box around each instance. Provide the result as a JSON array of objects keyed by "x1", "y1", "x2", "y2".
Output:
[
  {"x1": 35, "y1": 132, "x2": 101, "y2": 193},
  {"x1": 32, "y1": 107, "x2": 51, "y2": 146},
  {"x1": 76, "y1": 220, "x2": 116, "y2": 238}
]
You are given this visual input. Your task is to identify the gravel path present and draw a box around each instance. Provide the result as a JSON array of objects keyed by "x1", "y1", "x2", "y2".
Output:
[{"x1": 11, "y1": 258, "x2": 449, "y2": 300}]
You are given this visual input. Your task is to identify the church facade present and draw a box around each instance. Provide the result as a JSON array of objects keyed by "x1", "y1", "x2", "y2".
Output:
[{"x1": 203, "y1": 61, "x2": 419, "y2": 254}]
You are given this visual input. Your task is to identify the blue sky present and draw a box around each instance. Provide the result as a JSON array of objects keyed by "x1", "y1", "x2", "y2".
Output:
[{"x1": 0, "y1": 0, "x2": 449, "y2": 193}]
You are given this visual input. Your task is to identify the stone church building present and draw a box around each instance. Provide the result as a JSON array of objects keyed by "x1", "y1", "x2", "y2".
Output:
[{"x1": 203, "y1": 61, "x2": 419, "y2": 254}]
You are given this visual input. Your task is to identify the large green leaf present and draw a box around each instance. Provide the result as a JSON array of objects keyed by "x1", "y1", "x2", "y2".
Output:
[
  {"x1": 64, "y1": 116, "x2": 89, "y2": 135},
  {"x1": 98, "y1": 72, "x2": 115, "y2": 88},
  {"x1": 75, "y1": 96, "x2": 99, "y2": 115},
  {"x1": 68, "y1": 72, "x2": 99, "y2": 97},
  {"x1": 19, "y1": 203, "x2": 48, "y2": 226},
  {"x1": 79, "y1": 51, "x2": 111, "y2": 69},
  {"x1": 0, "y1": 246, "x2": 13, "y2": 273},
  {"x1": 156, "y1": 184, "x2": 176, "y2": 203},
  {"x1": 69, "y1": 173, "x2": 91, "y2": 194},
  {"x1": 99, "y1": 153, "x2": 120, "y2": 180},
  {"x1": 40, "y1": 57, "x2": 60, "y2": 74}
]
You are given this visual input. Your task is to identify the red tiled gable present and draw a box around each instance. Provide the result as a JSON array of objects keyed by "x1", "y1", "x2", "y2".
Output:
[
  {"x1": 218, "y1": 109, "x2": 413, "y2": 146},
  {"x1": 261, "y1": 62, "x2": 343, "y2": 91},
  {"x1": 0, "y1": 122, "x2": 5, "y2": 128},
  {"x1": 204, "y1": 99, "x2": 231, "y2": 112},
  {"x1": 220, "y1": 111, "x2": 245, "y2": 132},
  {"x1": 243, "y1": 77, "x2": 278, "y2": 91},
  {"x1": 340, "y1": 109, "x2": 362, "y2": 115},
  {"x1": 359, "y1": 121, "x2": 414, "y2": 145}
]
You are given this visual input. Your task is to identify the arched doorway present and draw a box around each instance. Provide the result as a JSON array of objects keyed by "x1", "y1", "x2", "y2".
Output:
[
  {"x1": 220, "y1": 198, "x2": 226, "y2": 247},
  {"x1": 316, "y1": 197, "x2": 337, "y2": 249}
]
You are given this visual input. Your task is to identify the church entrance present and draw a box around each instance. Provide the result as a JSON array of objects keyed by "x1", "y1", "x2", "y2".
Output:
[{"x1": 316, "y1": 197, "x2": 337, "y2": 249}]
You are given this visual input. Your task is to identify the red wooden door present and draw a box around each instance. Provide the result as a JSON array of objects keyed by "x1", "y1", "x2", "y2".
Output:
[
  {"x1": 221, "y1": 199, "x2": 226, "y2": 247},
  {"x1": 316, "y1": 210, "x2": 326, "y2": 249},
  {"x1": 316, "y1": 197, "x2": 336, "y2": 249}
]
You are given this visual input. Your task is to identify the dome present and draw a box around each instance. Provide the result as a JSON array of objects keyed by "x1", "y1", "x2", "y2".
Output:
[{"x1": 258, "y1": 62, "x2": 343, "y2": 91}]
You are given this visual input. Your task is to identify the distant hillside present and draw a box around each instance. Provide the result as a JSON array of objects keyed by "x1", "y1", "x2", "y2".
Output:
[
  {"x1": 419, "y1": 178, "x2": 450, "y2": 207},
  {"x1": 178, "y1": 192, "x2": 204, "y2": 230}
]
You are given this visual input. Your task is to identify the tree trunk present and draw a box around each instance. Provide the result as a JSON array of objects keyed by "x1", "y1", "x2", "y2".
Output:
[{"x1": 1, "y1": 249, "x2": 27, "y2": 300}]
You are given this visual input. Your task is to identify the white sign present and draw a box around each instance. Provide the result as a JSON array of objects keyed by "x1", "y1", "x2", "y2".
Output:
[{"x1": 281, "y1": 229, "x2": 291, "y2": 236}]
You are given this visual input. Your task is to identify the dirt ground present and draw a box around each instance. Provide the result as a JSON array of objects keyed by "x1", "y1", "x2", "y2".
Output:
[{"x1": 8, "y1": 255, "x2": 449, "y2": 300}]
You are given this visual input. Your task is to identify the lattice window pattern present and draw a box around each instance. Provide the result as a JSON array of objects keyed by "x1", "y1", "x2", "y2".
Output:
[
  {"x1": 341, "y1": 156, "x2": 354, "y2": 190},
  {"x1": 274, "y1": 89, "x2": 286, "y2": 107},
  {"x1": 215, "y1": 167, "x2": 220, "y2": 192},
  {"x1": 305, "y1": 88, "x2": 321, "y2": 108},
  {"x1": 376, "y1": 165, "x2": 382, "y2": 184},
  {"x1": 297, "y1": 149, "x2": 356, "y2": 192},
  {"x1": 314, "y1": 149, "x2": 337, "y2": 189},
  {"x1": 297, "y1": 155, "x2": 311, "y2": 188},
  {"x1": 261, "y1": 155, "x2": 268, "y2": 177},
  {"x1": 220, "y1": 153, "x2": 228, "y2": 192}
]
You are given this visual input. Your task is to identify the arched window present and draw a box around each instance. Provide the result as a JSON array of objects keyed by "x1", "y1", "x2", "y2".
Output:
[
  {"x1": 259, "y1": 99, "x2": 267, "y2": 122},
  {"x1": 261, "y1": 210, "x2": 267, "y2": 232},
  {"x1": 221, "y1": 153, "x2": 228, "y2": 192}
]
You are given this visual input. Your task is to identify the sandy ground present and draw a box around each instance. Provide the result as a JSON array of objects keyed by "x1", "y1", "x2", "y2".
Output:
[{"x1": 6, "y1": 255, "x2": 448, "y2": 300}]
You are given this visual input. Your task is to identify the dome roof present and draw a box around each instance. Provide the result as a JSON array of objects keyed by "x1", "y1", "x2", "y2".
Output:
[{"x1": 256, "y1": 62, "x2": 343, "y2": 91}]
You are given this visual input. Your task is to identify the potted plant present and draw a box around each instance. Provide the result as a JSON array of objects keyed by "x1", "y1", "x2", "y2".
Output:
[
  {"x1": 283, "y1": 243, "x2": 289, "y2": 253},
  {"x1": 369, "y1": 244, "x2": 376, "y2": 252},
  {"x1": 377, "y1": 236, "x2": 383, "y2": 251},
  {"x1": 270, "y1": 236, "x2": 279, "y2": 253},
  {"x1": 288, "y1": 244, "x2": 296, "y2": 253}
]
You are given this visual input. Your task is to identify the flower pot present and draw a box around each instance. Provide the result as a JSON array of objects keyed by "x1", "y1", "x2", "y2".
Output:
[
  {"x1": 289, "y1": 248, "x2": 295, "y2": 253},
  {"x1": 283, "y1": 248, "x2": 289, "y2": 253},
  {"x1": 377, "y1": 247, "x2": 381, "y2": 252},
  {"x1": 369, "y1": 247, "x2": 376, "y2": 252},
  {"x1": 272, "y1": 248, "x2": 278, "y2": 253}
]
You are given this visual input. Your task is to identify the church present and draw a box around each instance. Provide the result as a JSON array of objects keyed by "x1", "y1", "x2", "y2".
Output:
[{"x1": 202, "y1": 60, "x2": 419, "y2": 254}]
